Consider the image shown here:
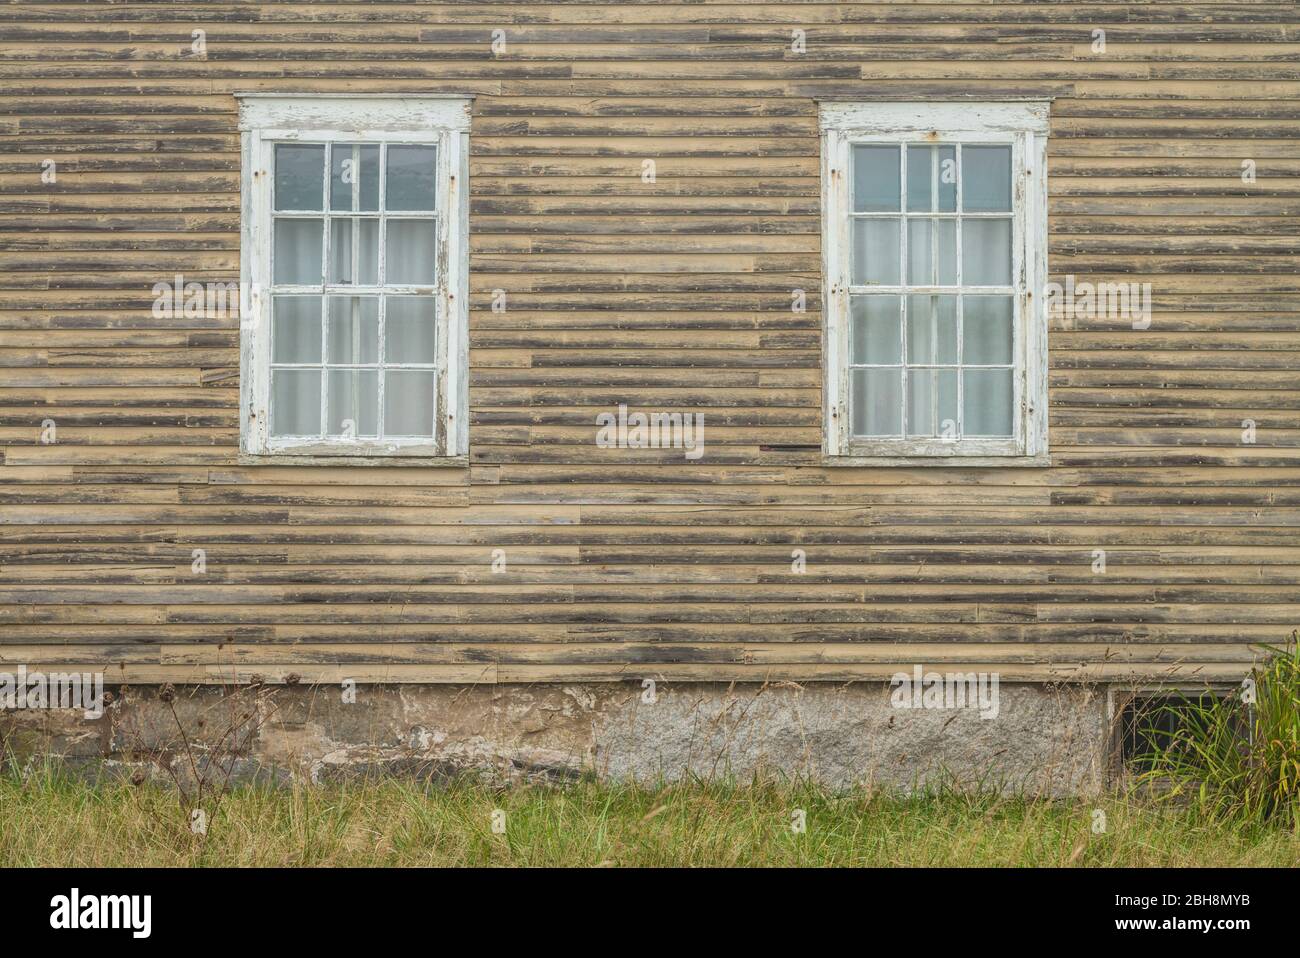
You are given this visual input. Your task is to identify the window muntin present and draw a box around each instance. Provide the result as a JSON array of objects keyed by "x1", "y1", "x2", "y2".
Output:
[
  {"x1": 268, "y1": 142, "x2": 439, "y2": 442},
  {"x1": 237, "y1": 95, "x2": 469, "y2": 458},
  {"x1": 848, "y1": 142, "x2": 1017, "y2": 441},
  {"x1": 820, "y1": 102, "x2": 1048, "y2": 461}
]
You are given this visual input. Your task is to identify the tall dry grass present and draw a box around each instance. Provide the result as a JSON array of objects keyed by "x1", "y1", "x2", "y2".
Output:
[
  {"x1": 1, "y1": 769, "x2": 1296, "y2": 867},
  {"x1": 1134, "y1": 637, "x2": 1300, "y2": 829}
]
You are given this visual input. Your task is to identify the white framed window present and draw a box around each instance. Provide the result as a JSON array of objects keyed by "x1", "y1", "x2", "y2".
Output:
[
  {"x1": 236, "y1": 94, "x2": 470, "y2": 457},
  {"x1": 820, "y1": 101, "x2": 1049, "y2": 462}
]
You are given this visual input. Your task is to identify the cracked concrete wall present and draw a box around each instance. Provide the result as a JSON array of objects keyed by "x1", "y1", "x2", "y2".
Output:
[{"x1": 0, "y1": 681, "x2": 1109, "y2": 796}]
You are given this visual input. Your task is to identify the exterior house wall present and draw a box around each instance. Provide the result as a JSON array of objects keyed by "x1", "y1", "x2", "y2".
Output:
[{"x1": 2, "y1": 1, "x2": 1297, "y2": 726}]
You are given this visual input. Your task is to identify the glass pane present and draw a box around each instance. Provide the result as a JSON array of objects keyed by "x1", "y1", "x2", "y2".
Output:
[
  {"x1": 272, "y1": 295, "x2": 321, "y2": 364},
  {"x1": 939, "y1": 220, "x2": 957, "y2": 284},
  {"x1": 962, "y1": 219, "x2": 1011, "y2": 286},
  {"x1": 274, "y1": 144, "x2": 324, "y2": 211},
  {"x1": 328, "y1": 219, "x2": 379, "y2": 286},
  {"x1": 906, "y1": 296, "x2": 931, "y2": 365},
  {"x1": 963, "y1": 296, "x2": 1014, "y2": 365},
  {"x1": 273, "y1": 218, "x2": 322, "y2": 285},
  {"x1": 326, "y1": 296, "x2": 379, "y2": 365},
  {"x1": 384, "y1": 370, "x2": 436, "y2": 437},
  {"x1": 938, "y1": 295, "x2": 960, "y2": 364},
  {"x1": 330, "y1": 144, "x2": 380, "y2": 212},
  {"x1": 852, "y1": 145, "x2": 900, "y2": 213},
  {"x1": 386, "y1": 219, "x2": 437, "y2": 285},
  {"x1": 906, "y1": 294, "x2": 958, "y2": 365},
  {"x1": 386, "y1": 145, "x2": 437, "y2": 211},
  {"x1": 327, "y1": 369, "x2": 378, "y2": 437},
  {"x1": 963, "y1": 145, "x2": 1012, "y2": 213},
  {"x1": 906, "y1": 219, "x2": 956, "y2": 286},
  {"x1": 851, "y1": 218, "x2": 899, "y2": 287},
  {"x1": 906, "y1": 145, "x2": 956, "y2": 213},
  {"x1": 358, "y1": 219, "x2": 379, "y2": 284},
  {"x1": 328, "y1": 219, "x2": 351, "y2": 284},
  {"x1": 331, "y1": 144, "x2": 353, "y2": 212},
  {"x1": 907, "y1": 369, "x2": 934, "y2": 437},
  {"x1": 850, "y1": 295, "x2": 900, "y2": 365},
  {"x1": 963, "y1": 368, "x2": 1014, "y2": 436},
  {"x1": 902, "y1": 370, "x2": 960, "y2": 437},
  {"x1": 850, "y1": 367, "x2": 902, "y2": 437},
  {"x1": 385, "y1": 295, "x2": 437, "y2": 365},
  {"x1": 270, "y1": 369, "x2": 321, "y2": 437},
  {"x1": 936, "y1": 369, "x2": 959, "y2": 439}
]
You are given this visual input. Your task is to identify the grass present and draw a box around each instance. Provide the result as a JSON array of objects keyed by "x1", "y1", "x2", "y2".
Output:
[
  {"x1": 2, "y1": 769, "x2": 1297, "y2": 867},
  {"x1": 1135, "y1": 639, "x2": 1300, "y2": 829}
]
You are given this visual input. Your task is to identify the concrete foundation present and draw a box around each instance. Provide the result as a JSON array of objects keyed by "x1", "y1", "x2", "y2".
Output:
[{"x1": 0, "y1": 681, "x2": 1111, "y2": 796}]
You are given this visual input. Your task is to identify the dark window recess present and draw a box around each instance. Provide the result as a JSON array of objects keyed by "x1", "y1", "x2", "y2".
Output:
[{"x1": 1120, "y1": 693, "x2": 1246, "y2": 771}]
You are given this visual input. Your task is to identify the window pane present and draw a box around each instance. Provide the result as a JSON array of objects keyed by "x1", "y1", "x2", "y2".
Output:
[
  {"x1": 386, "y1": 145, "x2": 438, "y2": 211},
  {"x1": 906, "y1": 294, "x2": 958, "y2": 365},
  {"x1": 906, "y1": 145, "x2": 956, "y2": 213},
  {"x1": 906, "y1": 369, "x2": 934, "y2": 437},
  {"x1": 330, "y1": 144, "x2": 353, "y2": 212},
  {"x1": 852, "y1": 145, "x2": 900, "y2": 213},
  {"x1": 905, "y1": 369, "x2": 959, "y2": 438},
  {"x1": 962, "y1": 219, "x2": 1011, "y2": 286},
  {"x1": 937, "y1": 295, "x2": 960, "y2": 363},
  {"x1": 906, "y1": 297, "x2": 931, "y2": 366},
  {"x1": 359, "y1": 147, "x2": 381, "y2": 211},
  {"x1": 851, "y1": 367, "x2": 902, "y2": 437},
  {"x1": 327, "y1": 369, "x2": 378, "y2": 437},
  {"x1": 851, "y1": 218, "x2": 899, "y2": 287},
  {"x1": 358, "y1": 219, "x2": 379, "y2": 284},
  {"x1": 386, "y1": 219, "x2": 437, "y2": 285},
  {"x1": 963, "y1": 146, "x2": 1012, "y2": 213},
  {"x1": 963, "y1": 368, "x2": 1014, "y2": 436},
  {"x1": 963, "y1": 296, "x2": 1014, "y2": 365},
  {"x1": 328, "y1": 219, "x2": 351, "y2": 284},
  {"x1": 850, "y1": 294, "x2": 900, "y2": 365},
  {"x1": 274, "y1": 144, "x2": 324, "y2": 211},
  {"x1": 385, "y1": 295, "x2": 437, "y2": 365},
  {"x1": 270, "y1": 369, "x2": 321, "y2": 437},
  {"x1": 385, "y1": 370, "x2": 436, "y2": 437},
  {"x1": 936, "y1": 368, "x2": 959, "y2": 438},
  {"x1": 906, "y1": 218, "x2": 956, "y2": 286},
  {"x1": 273, "y1": 219, "x2": 322, "y2": 285},
  {"x1": 328, "y1": 218, "x2": 379, "y2": 286},
  {"x1": 272, "y1": 295, "x2": 321, "y2": 363},
  {"x1": 330, "y1": 144, "x2": 380, "y2": 212},
  {"x1": 326, "y1": 296, "x2": 379, "y2": 364}
]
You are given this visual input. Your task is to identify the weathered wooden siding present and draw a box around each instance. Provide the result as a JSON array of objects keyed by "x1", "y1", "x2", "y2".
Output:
[{"x1": 1, "y1": 1, "x2": 1297, "y2": 684}]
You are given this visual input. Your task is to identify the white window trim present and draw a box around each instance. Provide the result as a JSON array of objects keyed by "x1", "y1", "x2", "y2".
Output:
[
  {"x1": 236, "y1": 94, "x2": 471, "y2": 458},
  {"x1": 819, "y1": 101, "x2": 1049, "y2": 464}
]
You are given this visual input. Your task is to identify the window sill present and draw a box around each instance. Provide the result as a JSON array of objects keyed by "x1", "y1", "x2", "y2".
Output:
[
  {"x1": 823, "y1": 453, "x2": 1051, "y2": 468},
  {"x1": 237, "y1": 453, "x2": 468, "y2": 468}
]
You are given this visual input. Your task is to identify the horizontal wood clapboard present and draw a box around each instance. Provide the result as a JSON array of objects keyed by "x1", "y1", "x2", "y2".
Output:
[{"x1": 1, "y1": 1, "x2": 1298, "y2": 684}]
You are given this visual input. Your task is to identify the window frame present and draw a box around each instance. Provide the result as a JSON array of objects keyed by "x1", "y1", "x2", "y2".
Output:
[
  {"x1": 236, "y1": 94, "x2": 471, "y2": 458},
  {"x1": 819, "y1": 101, "x2": 1049, "y2": 464}
]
